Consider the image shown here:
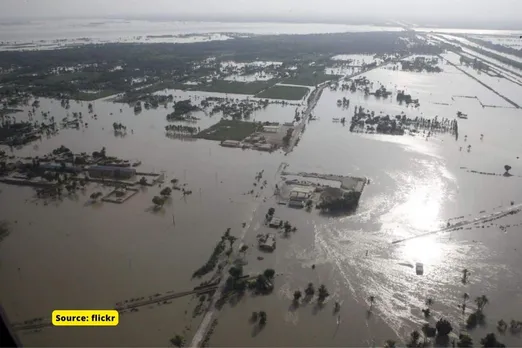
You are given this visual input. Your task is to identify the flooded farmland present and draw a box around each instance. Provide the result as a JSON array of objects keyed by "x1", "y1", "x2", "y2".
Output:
[{"x1": 1, "y1": 25, "x2": 522, "y2": 348}]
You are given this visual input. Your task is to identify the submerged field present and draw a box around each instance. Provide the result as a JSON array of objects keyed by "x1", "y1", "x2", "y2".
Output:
[{"x1": 1, "y1": 28, "x2": 522, "y2": 348}]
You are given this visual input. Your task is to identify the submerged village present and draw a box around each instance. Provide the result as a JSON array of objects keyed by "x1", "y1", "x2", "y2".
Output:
[{"x1": 2, "y1": 29, "x2": 522, "y2": 348}]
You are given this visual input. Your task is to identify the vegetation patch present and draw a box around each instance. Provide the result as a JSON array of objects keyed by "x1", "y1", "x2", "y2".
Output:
[
  {"x1": 283, "y1": 69, "x2": 338, "y2": 86},
  {"x1": 197, "y1": 119, "x2": 263, "y2": 142},
  {"x1": 186, "y1": 80, "x2": 276, "y2": 95},
  {"x1": 255, "y1": 85, "x2": 309, "y2": 100}
]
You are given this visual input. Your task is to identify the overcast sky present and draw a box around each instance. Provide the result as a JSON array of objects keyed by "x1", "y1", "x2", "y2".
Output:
[{"x1": 0, "y1": 0, "x2": 520, "y2": 24}]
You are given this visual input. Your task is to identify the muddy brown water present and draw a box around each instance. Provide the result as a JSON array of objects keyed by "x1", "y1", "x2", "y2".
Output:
[{"x1": 1, "y1": 62, "x2": 522, "y2": 347}]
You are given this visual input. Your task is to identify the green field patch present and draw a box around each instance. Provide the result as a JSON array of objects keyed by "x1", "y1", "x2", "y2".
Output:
[
  {"x1": 255, "y1": 85, "x2": 310, "y2": 100},
  {"x1": 185, "y1": 80, "x2": 277, "y2": 95},
  {"x1": 197, "y1": 119, "x2": 263, "y2": 141},
  {"x1": 283, "y1": 69, "x2": 339, "y2": 86}
]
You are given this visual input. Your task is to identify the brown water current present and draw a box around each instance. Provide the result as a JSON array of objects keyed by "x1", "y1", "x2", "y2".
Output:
[{"x1": 1, "y1": 60, "x2": 522, "y2": 347}]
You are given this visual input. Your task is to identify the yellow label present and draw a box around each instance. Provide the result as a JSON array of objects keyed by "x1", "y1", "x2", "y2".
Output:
[{"x1": 52, "y1": 310, "x2": 119, "y2": 326}]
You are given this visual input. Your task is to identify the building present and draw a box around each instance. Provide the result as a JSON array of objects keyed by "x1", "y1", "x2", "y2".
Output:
[
  {"x1": 268, "y1": 217, "x2": 281, "y2": 228},
  {"x1": 258, "y1": 233, "x2": 276, "y2": 252},
  {"x1": 262, "y1": 125, "x2": 280, "y2": 133},
  {"x1": 288, "y1": 187, "x2": 311, "y2": 208},
  {"x1": 256, "y1": 143, "x2": 273, "y2": 152},
  {"x1": 87, "y1": 165, "x2": 136, "y2": 179}
]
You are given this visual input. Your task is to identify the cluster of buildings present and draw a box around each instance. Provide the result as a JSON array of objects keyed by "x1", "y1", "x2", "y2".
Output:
[{"x1": 220, "y1": 123, "x2": 296, "y2": 152}]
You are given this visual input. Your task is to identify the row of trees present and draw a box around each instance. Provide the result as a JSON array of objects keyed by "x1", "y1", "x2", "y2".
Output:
[{"x1": 165, "y1": 125, "x2": 199, "y2": 135}]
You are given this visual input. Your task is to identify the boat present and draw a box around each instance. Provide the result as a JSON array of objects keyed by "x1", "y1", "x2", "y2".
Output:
[{"x1": 416, "y1": 262, "x2": 424, "y2": 275}]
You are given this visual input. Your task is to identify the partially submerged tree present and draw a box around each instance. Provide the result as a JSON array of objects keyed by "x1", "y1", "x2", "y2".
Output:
[
  {"x1": 436, "y1": 318, "x2": 453, "y2": 337},
  {"x1": 259, "y1": 311, "x2": 267, "y2": 325},
  {"x1": 384, "y1": 340, "x2": 397, "y2": 348},
  {"x1": 160, "y1": 187, "x2": 172, "y2": 196},
  {"x1": 304, "y1": 283, "x2": 315, "y2": 296},
  {"x1": 90, "y1": 192, "x2": 103, "y2": 201},
  {"x1": 504, "y1": 165, "x2": 512, "y2": 175},
  {"x1": 457, "y1": 334, "x2": 473, "y2": 348},
  {"x1": 408, "y1": 330, "x2": 420, "y2": 348},
  {"x1": 170, "y1": 334, "x2": 185, "y2": 348},
  {"x1": 368, "y1": 295, "x2": 376, "y2": 311},
  {"x1": 263, "y1": 268, "x2": 275, "y2": 279},
  {"x1": 293, "y1": 290, "x2": 302, "y2": 302},
  {"x1": 497, "y1": 320, "x2": 507, "y2": 333},
  {"x1": 152, "y1": 195, "x2": 165, "y2": 208},
  {"x1": 475, "y1": 295, "x2": 489, "y2": 312},
  {"x1": 422, "y1": 323, "x2": 437, "y2": 339},
  {"x1": 317, "y1": 285, "x2": 329, "y2": 302},
  {"x1": 480, "y1": 333, "x2": 505, "y2": 348}
]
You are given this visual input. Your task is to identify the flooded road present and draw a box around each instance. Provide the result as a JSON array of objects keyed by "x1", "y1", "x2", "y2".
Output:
[{"x1": 2, "y1": 53, "x2": 522, "y2": 347}]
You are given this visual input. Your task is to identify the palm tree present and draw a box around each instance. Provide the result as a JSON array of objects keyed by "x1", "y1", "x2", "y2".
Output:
[
  {"x1": 475, "y1": 295, "x2": 489, "y2": 312},
  {"x1": 368, "y1": 295, "x2": 375, "y2": 311},
  {"x1": 462, "y1": 269, "x2": 470, "y2": 284},
  {"x1": 463, "y1": 293, "x2": 469, "y2": 303},
  {"x1": 461, "y1": 292, "x2": 470, "y2": 313}
]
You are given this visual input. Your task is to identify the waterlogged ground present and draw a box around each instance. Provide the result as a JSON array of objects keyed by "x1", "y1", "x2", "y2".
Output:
[
  {"x1": 0, "y1": 92, "x2": 288, "y2": 346},
  {"x1": 2, "y1": 53, "x2": 522, "y2": 348},
  {"x1": 208, "y1": 60, "x2": 522, "y2": 346}
]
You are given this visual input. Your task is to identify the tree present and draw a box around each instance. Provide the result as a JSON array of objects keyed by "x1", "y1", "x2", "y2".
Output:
[
  {"x1": 497, "y1": 319, "x2": 507, "y2": 333},
  {"x1": 480, "y1": 333, "x2": 505, "y2": 348},
  {"x1": 160, "y1": 187, "x2": 172, "y2": 196},
  {"x1": 228, "y1": 265, "x2": 243, "y2": 278},
  {"x1": 293, "y1": 290, "x2": 302, "y2": 302},
  {"x1": 475, "y1": 295, "x2": 489, "y2": 312},
  {"x1": 139, "y1": 176, "x2": 147, "y2": 185},
  {"x1": 317, "y1": 285, "x2": 329, "y2": 302},
  {"x1": 305, "y1": 283, "x2": 315, "y2": 296},
  {"x1": 368, "y1": 295, "x2": 375, "y2": 311},
  {"x1": 170, "y1": 334, "x2": 185, "y2": 347},
  {"x1": 259, "y1": 311, "x2": 267, "y2": 325},
  {"x1": 462, "y1": 269, "x2": 470, "y2": 284},
  {"x1": 90, "y1": 192, "x2": 103, "y2": 201},
  {"x1": 436, "y1": 318, "x2": 453, "y2": 336},
  {"x1": 504, "y1": 165, "x2": 511, "y2": 174},
  {"x1": 457, "y1": 334, "x2": 473, "y2": 347},
  {"x1": 426, "y1": 298, "x2": 434, "y2": 307},
  {"x1": 268, "y1": 207, "x2": 275, "y2": 216},
  {"x1": 408, "y1": 330, "x2": 420, "y2": 347},
  {"x1": 263, "y1": 268, "x2": 275, "y2": 279},
  {"x1": 152, "y1": 196, "x2": 165, "y2": 207},
  {"x1": 384, "y1": 340, "x2": 397, "y2": 348},
  {"x1": 422, "y1": 323, "x2": 437, "y2": 338}
]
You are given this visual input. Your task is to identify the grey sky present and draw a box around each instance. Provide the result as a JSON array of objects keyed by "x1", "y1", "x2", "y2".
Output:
[{"x1": 0, "y1": 0, "x2": 520, "y2": 23}]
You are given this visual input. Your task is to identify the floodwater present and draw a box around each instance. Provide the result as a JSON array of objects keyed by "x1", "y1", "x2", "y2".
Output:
[
  {"x1": 2, "y1": 45, "x2": 522, "y2": 348},
  {"x1": 0, "y1": 19, "x2": 405, "y2": 51},
  {"x1": 207, "y1": 61, "x2": 522, "y2": 346}
]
